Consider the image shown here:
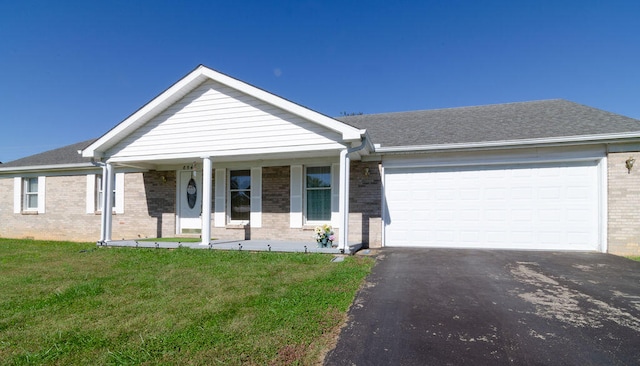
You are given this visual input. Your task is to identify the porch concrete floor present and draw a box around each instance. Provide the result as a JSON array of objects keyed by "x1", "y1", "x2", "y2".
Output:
[{"x1": 100, "y1": 239, "x2": 362, "y2": 254}]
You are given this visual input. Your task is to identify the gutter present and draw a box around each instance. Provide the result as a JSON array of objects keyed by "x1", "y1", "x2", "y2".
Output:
[
  {"x1": 375, "y1": 132, "x2": 640, "y2": 154},
  {"x1": 90, "y1": 159, "x2": 110, "y2": 244},
  {"x1": 0, "y1": 162, "x2": 95, "y2": 174}
]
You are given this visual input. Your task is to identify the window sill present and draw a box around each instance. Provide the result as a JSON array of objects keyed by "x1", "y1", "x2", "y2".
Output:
[
  {"x1": 302, "y1": 223, "x2": 331, "y2": 231},
  {"x1": 21, "y1": 211, "x2": 39, "y2": 215},
  {"x1": 226, "y1": 224, "x2": 249, "y2": 230}
]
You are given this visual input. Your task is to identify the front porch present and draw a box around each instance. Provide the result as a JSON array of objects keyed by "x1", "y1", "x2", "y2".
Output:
[{"x1": 100, "y1": 239, "x2": 363, "y2": 254}]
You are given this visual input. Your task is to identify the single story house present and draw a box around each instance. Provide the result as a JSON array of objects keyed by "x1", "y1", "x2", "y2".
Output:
[{"x1": 2, "y1": 65, "x2": 640, "y2": 255}]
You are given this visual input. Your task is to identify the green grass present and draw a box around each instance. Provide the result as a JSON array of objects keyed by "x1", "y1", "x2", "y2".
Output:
[
  {"x1": 628, "y1": 256, "x2": 640, "y2": 262},
  {"x1": 0, "y1": 239, "x2": 374, "y2": 365}
]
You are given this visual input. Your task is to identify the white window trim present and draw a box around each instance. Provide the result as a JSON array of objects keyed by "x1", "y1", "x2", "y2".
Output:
[
  {"x1": 303, "y1": 165, "x2": 333, "y2": 226},
  {"x1": 227, "y1": 169, "x2": 252, "y2": 225}
]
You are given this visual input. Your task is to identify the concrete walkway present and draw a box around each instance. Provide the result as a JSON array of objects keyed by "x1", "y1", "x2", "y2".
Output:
[{"x1": 100, "y1": 239, "x2": 362, "y2": 254}]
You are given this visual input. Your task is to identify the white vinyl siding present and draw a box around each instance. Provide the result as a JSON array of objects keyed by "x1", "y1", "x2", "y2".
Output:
[{"x1": 106, "y1": 80, "x2": 344, "y2": 160}]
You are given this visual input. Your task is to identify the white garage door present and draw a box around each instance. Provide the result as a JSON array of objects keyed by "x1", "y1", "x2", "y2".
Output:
[{"x1": 384, "y1": 161, "x2": 601, "y2": 250}]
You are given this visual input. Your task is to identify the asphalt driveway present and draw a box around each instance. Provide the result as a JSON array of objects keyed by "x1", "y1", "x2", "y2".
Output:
[{"x1": 324, "y1": 249, "x2": 640, "y2": 365}]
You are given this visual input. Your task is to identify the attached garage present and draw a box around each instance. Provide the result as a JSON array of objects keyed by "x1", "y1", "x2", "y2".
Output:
[{"x1": 383, "y1": 154, "x2": 606, "y2": 251}]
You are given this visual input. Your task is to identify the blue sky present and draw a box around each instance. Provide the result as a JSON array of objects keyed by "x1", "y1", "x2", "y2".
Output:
[{"x1": 1, "y1": 0, "x2": 639, "y2": 163}]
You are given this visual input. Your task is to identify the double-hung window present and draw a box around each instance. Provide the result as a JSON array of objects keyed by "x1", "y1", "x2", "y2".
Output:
[
  {"x1": 95, "y1": 174, "x2": 117, "y2": 212},
  {"x1": 229, "y1": 170, "x2": 251, "y2": 222},
  {"x1": 305, "y1": 166, "x2": 331, "y2": 222},
  {"x1": 23, "y1": 178, "x2": 39, "y2": 211}
]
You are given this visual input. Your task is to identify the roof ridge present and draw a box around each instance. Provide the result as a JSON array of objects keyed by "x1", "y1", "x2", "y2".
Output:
[{"x1": 340, "y1": 99, "x2": 568, "y2": 118}]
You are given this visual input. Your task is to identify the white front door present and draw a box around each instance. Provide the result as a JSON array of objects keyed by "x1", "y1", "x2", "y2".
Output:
[{"x1": 178, "y1": 171, "x2": 203, "y2": 234}]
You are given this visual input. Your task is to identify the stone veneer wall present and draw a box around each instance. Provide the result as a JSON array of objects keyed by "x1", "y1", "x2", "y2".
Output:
[{"x1": 608, "y1": 152, "x2": 640, "y2": 256}]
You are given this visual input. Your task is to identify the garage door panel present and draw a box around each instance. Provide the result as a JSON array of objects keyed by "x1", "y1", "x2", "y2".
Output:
[{"x1": 384, "y1": 161, "x2": 600, "y2": 250}]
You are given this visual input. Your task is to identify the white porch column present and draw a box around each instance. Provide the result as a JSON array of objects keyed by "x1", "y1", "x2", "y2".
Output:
[
  {"x1": 104, "y1": 163, "x2": 115, "y2": 242},
  {"x1": 338, "y1": 149, "x2": 350, "y2": 252},
  {"x1": 201, "y1": 157, "x2": 212, "y2": 246}
]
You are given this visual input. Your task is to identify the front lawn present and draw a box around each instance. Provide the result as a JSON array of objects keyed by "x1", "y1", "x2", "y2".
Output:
[{"x1": 0, "y1": 239, "x2": 374, "y2": 365}]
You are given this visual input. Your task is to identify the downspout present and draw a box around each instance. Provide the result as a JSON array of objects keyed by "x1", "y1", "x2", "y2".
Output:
[
  {"x1": 91, "y1": 159, "x2": 108, "y2": 244},
  {"x1": 339, "y1": 136, "x2": 368, "y2": 254}
]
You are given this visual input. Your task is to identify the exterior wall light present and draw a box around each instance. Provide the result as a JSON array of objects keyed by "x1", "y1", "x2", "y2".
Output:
[{"x1": 625, "y1": 157, "x2": 635, "y2": 174}]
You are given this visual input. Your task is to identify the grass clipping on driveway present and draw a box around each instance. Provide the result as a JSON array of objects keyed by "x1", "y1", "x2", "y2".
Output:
[{"x1": 0, "y1": 239, "x2": 374, "y2": 365}]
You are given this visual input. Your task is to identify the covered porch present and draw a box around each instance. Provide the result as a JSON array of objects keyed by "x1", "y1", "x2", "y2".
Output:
[{"x1": 80, "y1": 65, "x2": 371, "y2": 254}]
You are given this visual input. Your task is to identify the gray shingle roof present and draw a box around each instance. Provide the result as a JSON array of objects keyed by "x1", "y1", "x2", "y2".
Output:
[
  {"x1": 0, "y1": 139, "x2": 97, "y2": 169},
  {"x1": 3, "y1": 100, "x2": 640, "y2": 171},
  {"x1": 338, "y1": 99, "x2": 640, "y2": 148}
]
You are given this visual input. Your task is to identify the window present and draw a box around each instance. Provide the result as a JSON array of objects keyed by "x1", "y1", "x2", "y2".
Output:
[
  {"x1": 14, "y1": 176, "x2": 44, "y2": 213},
  {"x1": 88, "y1": 174, "x2": 122, "y2": 213},
  {"x1": 95, "y1": 175, "x2": 116, "y2": 212},
  {"x1": 305, "y1": 166, "x2": 331, "y2": 222},
  {"x1": 23, "y1": 177, "x2": 38, "y2": 211},
  {"x1": 229, "y1": 170, "x2": 251, "y2": 221}
]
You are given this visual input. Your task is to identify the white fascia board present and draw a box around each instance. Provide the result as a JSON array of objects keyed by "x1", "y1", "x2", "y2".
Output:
[
  {"x1": 82, "y1": 67, "x2": 209, "y2": 158},
  {"x1": 0, "y1": 163, "x2": 95, "y2": 174},
  {"x1": 375, "y1": 133, "x2": 640, "y2": 154}
]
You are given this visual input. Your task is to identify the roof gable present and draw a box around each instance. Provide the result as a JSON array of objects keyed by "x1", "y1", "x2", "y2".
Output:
[
  {"x1": 104, "y1": 79, "x2": 348, "y2": 162},
  {"x1": 340, "y1": 100, "x2": 640, "y2": 150},
  {"x1": 83, "y1": 65, "x2": 363, "y2": 159}
]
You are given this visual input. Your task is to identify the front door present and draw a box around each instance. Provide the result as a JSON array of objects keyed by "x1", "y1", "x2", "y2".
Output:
[{"x1": 178, "y1": 171, "x2": 203, "y2": 234}]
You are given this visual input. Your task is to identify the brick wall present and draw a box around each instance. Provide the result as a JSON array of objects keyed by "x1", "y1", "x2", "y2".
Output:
[
  {"x1": 210, "y1": 166, "x2": 336, "y2": 243},
  {"x1": 349, "y1": 161, "x2": 383, "y2": 247},
  {"x1": 208, "y1": 164, "x2": 383, "y2": 247},
  {"x1": 1, "y1": 163, "x2": 384, "y2": 247},
  {"x1": 0, "y1": 171, "x2": 177, "y2": 242},
  {"x1": 112, "y1": 171, "x2": 176, "y2": 240},
  {"x1": 608, "y1": 153, "x2": 640, "y2": 256},
  {"x1": 0, "y1": 175, "x2": 101, "y2": 241}
]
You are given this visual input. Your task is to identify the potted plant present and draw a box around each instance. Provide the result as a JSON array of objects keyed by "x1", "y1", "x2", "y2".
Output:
[{"x1": 314, "y1": 224, "x2": 335, "y2": 248}]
